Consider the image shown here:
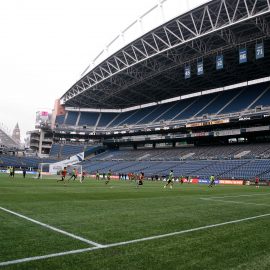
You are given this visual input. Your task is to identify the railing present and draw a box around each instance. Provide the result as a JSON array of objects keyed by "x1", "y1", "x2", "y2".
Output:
[{"x1": 54, "y1": 106, "x2": 270, "y2": 133}]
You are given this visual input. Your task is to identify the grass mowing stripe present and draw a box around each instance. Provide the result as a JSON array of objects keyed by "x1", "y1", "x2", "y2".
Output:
[
  {"x1": 104, "y1": 212, "x2": 270, "y2": 248},
  {"x1": 200, "y1": 198, "x2": 270, "y2": 207},
  {"x1": 0, "y1": 207, "x2": 103, "y2": 247},
  {"x1": 1, "y1": 212, "x2": 270, "y2": 267}
]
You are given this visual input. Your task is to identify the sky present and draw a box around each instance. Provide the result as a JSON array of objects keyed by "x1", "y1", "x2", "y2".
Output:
[{"x1": 0, "y1": 0, "x2": 207, "y2": 140}]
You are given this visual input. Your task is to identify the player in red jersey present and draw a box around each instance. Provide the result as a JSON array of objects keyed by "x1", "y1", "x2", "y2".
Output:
[
  {"x1": 57, "y1": 167, "x2": 67, "y2": 183},
  {"x1": 255, "y1": 176, "x2": 259, "y2": 188},
  {"x1": 81, "y1": 171, "x2": 86, "y2": 182}
]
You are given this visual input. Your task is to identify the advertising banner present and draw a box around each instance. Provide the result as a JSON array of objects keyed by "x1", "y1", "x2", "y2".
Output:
[
  {"x1": 249, "y1": 181, "x2": 269, "y2": 186},
  {"x1": 198, "y1": 179, "x2": 219, "y2": 185},
  {"x1": 219, "y1": 180, "x2": 243, "y2": 185}
]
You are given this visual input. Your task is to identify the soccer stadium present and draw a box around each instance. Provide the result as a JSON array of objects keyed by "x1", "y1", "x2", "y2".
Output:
[{"x1": 1, "y1": 0, "x2": 270, "y2": 269}]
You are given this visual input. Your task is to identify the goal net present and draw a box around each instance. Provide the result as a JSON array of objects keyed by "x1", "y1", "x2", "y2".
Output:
[{"x1": 37, "y1": 163, "x2": 83, "y2": 182}]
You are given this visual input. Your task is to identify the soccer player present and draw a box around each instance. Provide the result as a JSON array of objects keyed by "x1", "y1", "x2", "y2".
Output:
[
  {"x1": 130, "y1": 173, "x2": 135, "y2": 182},
  {"x1": 22, "y1": 168, "x2": 26, "y2": 178},
  {"x1": 208, "y1": 175, "x2": 215, "y2": 187},
  {"x1": 8, "y1": 166, "x2": 13, "y2": 177},
  {"x1": 69, "y1": 168, "x2": 77, "y2": 181},
  {"x1": 105, "y1": 169, "x2": 112, "y2": 185},
  {"x1": 57, "y1": 167, "x2": 67, "y2": 183},
  {"x1": 164, "y1": 170, "x2": 174, "y2": 189},
  {"x1": 37, "y1": 169, "x2": 41, "y2": 179},
  {"x1": 255, "y1": 176, "x2": 260, "y2": 188},
  {"x1": 137, "y1": 172, "x2": 144, "y2": 188},
  {"x1": 81, "y1": 171, "x2": 86, "y2": 182},
  {"x1": 180, "y1": 175, "x2": 184, "y2": 184},
  {"x1": 96, "y1": 170, "x2": 100, "y2": 180}
]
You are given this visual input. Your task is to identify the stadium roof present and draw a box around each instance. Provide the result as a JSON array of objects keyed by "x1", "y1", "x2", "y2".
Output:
[{"x1": 61, "y1": 0, "x2": 270, "y2": 109}]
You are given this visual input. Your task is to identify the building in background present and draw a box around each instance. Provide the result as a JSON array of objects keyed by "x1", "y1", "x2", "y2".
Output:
[
  {"x1": 27, "y1": 129, "x2": 53, "y2": 156},
  {"x1": 0, "y1": 124, "x2": 20, "y2": 153},
  {"x1": 12, "y1": 123, "x2": 21, "y2": 145},
  {"x1": 26, "y1": 110, "x2": 54, "y2": 156}
]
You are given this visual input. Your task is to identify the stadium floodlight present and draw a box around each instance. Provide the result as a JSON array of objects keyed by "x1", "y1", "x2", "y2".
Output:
[{"x1": 37, "y1": 163, "x2": 82, "y2": 182}]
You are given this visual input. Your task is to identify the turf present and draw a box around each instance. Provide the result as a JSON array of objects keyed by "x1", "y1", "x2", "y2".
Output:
[{"x1": 0, "y1": 174, "x2": 269, "y2": 269}]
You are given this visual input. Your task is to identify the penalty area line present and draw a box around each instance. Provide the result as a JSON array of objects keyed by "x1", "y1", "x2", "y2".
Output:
[
  {"x1": 1, "y1": 212, "x2": 270, "y2": 267},
  {"x1": 0, "y1": 206, "x2": 103, "y2": 248}
]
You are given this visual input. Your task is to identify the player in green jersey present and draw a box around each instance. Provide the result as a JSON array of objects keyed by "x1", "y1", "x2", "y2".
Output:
[
  {"x1": 164, "y1": 170, "x2": 174, "y2": 189},
  {"x1": 208, "y1": 175, "x2": 215, "y2": 187},
  {"x1": 105, "y1": 169, "x2": 112, "y2": 185},
  {"x1": 96, "y1": 170, "x2": 100, "y2": 180}
]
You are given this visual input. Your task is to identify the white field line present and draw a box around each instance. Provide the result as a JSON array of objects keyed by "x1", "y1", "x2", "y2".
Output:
[
  {"x1": 206, "y1": 193, "x2": 270, "y2": 199},
  {"x1": 1, "y1": 212, "x2": 270, "y2": 267},
  {"x1": 200, "y1": 198, "x2": 270, "y2": 207},
  {"x1": 0, "y1": 207, "x2": 103, "y2": 248},
  {"x1": 0, "y1": 247, "x2": 100, "y2": 267}
]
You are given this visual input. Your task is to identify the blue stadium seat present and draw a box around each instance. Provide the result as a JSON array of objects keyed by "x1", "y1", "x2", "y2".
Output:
[
  {"x1": 78, "y1": 112, "x2": 100, "y2": 126},
  {"x1": 65, "y1": 112, "x2": 79, "y2": 125},
  {"x1": 50, "y1": 144, "x2": 62, "y2": 157},
  {"x1": 98, "y1": 113, "x2": 118, "y2": 127},
  {"x1": 220, "y1": 85, "x2": 265, "y2": 114},
  {"x1": 108, "y1": 111, "x2": 137, "y2": 127},
  {"x1": 61, "y1": 144, "x2": 84, "y2": 157},
  {"x1": 55, "y1": 115, "x2": 65, "y2": 125}
]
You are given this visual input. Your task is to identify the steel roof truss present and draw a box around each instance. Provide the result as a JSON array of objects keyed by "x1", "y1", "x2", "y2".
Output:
[
  {"x1": 190, "y1": 13, "x2": 199, "y2": 35},
  {"x1": 114, "y1": 55, "x2": 128, "y2": 68},
  {"x1": 122, "y1": 51, "x2": 133, "y2": 65},
  {"x1": 62, "y1": 0, "x2": 270, "y2": 105},
  {"x1": 131, "y1": 46, "x2": 139, "y2": 61},
  {"x1": 100, "y1": 66, "x2": 111, "y2": 76},
  {"x1": 177, "y1": 19, "x2": 197, "y2": 38},
  {"x1": 88, "y1": 75, "x2": 97, "y2": 84},
  {"x1": 131, "y1": 44, "x2": 147, "y2": 58},
  {"x1": 251, "y1": 0, "x2": 258, "y2": 15},
  {"x1": 86, "y1": 76, "x2": 92, "y2": 87},
  {"x1": 243, "y1": 0, "x2": 251, "y2": 16},
  {"x1": 232, "y1": 0, "x2": 241, "y2": 22},
  {"x1": 151, "y1": 34, "x2": 161, "y2": 52},
  {"x1": 176, "y1": 20, "x2": 185, "y2": 41},
  {"x1": 164, "y1": 26, "x2": 183, "y2": 42},
  {"x1": 141, "y1": 39, "x2": 159, "y2": 53},
  {"x1": 113, "y1": 57, "x2": 121, "y2": 71}
]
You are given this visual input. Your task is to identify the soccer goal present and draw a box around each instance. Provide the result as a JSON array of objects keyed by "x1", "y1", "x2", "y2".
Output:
[{"x1": 37, "y1": 163, "x2": 83, "y2": 182}]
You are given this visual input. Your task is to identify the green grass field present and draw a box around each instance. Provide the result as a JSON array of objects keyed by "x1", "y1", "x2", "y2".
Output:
[{"x1": 0, "y1": 174, "x2": 270, "y2": 270}]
